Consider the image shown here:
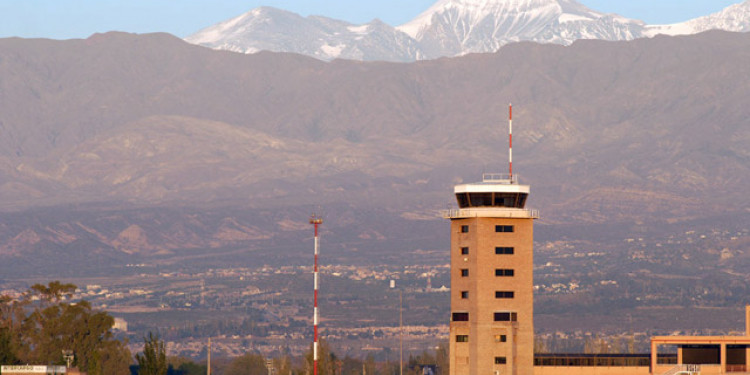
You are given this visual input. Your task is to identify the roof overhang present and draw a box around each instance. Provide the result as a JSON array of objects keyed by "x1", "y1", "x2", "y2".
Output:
[
  {"x1": 454, "y1": 183, "x2": 530, "y2": 194},
  {"x1": 651, "y1": 336, "x2": 750, "y2": 345}
]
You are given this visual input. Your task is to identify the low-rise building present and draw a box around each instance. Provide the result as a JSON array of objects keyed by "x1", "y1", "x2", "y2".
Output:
[
  {"x1": 532, "y1": 306, "x2": 750, "y2": 375},
  {"x1": 0, "y1": 366, "x2": 85, "y2": 374}
]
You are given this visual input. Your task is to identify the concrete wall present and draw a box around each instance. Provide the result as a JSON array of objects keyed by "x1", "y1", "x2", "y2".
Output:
[
  {"x1": 533, "y1": 366, "x2": 650, "y2": 375},
  {"x1": 692, "y1": 364, "x2": 723, "y2": 375},
  {"x1": 450, "y1": 216, "x2": 534, "y2": 375}
]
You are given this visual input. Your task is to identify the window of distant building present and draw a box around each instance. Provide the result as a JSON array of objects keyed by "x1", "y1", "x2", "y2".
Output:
[
  {"x1": 494, "y1": 312, "x2": 518, "y2": 322},
  {"x1": 495, "y1": 269, "x2": 514, "y2": 277},
  {"x1": 495, "y1": 247, "x2": 514, "y2": 255},
  {"x1": 494, "y1": 335, "x2": 507, "y2": 343},
  {"x1": 495, "y1": 225, "x2": 514, "y2": 233},
  {"x1": 495, "y1": 291, "x2": 514, "y2": 299},
  {"x1": 452, "y1": 312, "x2": 469, "y2": 322},
  {"x1": 461, "y1": 269, "x2": 469, "y2": 277},
  {"x1": 456, "y1": 335, "x2": 469, "y2": 343},
  {"x1": 461, "y1": 225, "x2": 469, "y2": 233},
  {"x1": 495, "y1": 357, "x2": 507, "y2": 365},
  {"x1": 461, "y1": 247, "x2": 469, "y2": 255},
  {"x1": 461, "y1": 291, "x2": 469, "y2": 299}
]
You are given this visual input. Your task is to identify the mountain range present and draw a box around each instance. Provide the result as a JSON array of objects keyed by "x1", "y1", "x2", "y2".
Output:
[
  {"x1": 185, "y1": 0, "x2": 750, "y2": 61},
  {"x1": 1, "y1": 31, "x2": 748, "y2": 218},
  {"x1": 0, "y1": 30, "x2": 748, "y2": 276},
  {"x1": 1, "y1": 15, "x2": 749, "y2": 341}
]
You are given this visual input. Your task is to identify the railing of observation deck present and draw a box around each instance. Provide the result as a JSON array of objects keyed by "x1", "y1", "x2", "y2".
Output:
[{"x1": 441, "y1": 208, "x2": 540, "y2": 219}]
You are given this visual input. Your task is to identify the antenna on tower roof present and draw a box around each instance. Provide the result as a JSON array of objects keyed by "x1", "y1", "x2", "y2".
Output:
[{"x1": 508, "y1": 103, "x2": 513, "y2": 183}]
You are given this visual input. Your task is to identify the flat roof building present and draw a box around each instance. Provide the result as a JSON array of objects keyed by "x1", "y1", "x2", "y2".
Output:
[
  {"x1": 0, "y1": 366, "x2": 67, "y2": 374},
  {"x1": 649, "y1": 307, "x2": 750, "y2": 374},
  {"x1": 0, "y1": 366, "x2": 85, "y2": 375}
]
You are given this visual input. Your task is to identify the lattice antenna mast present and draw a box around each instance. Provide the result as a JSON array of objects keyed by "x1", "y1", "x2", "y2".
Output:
[{"x1": 309, "y1": 214, "x2": 324, "y2": 375}]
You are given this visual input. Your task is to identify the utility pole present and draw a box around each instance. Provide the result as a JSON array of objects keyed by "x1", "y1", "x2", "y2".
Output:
[
  {"x1": 400, "y1": 290, "x2": 403, "y2": 375},
  {"x1": 207, "y1": 337, "x2": 211, "y2": 375}
]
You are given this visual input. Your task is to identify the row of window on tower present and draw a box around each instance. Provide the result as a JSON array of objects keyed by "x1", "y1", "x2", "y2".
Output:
[
  {"x1": 459, "y1": 269, "x2": 514, "y2": 277},
  {"x1": 459, "y1": 291, "x2": 515, "y2": 299},
  {"x1": 458, "y1": 291, "x2": 515, "y2": 299},
  {"x1": 455, "y1": 334, "x2": 507, "y2": 343},
  {"x1": 451, "y1": 312, "x2": 518, "y2": 322},
  {"x1": 460, "y1": 246, "x2": 514, "y2": 255},
  {"x1": 460, "y1": 225, "x2": 514, "y2": 233}
]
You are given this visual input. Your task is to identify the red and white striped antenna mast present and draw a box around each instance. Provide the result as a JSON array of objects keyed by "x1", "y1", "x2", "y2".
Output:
[
  {"x1": 509, "y1": 103, "x2": 513, "y2": 182},
  {"x1": 309, "y1": 213, "x2": 323, "y2": 375}
]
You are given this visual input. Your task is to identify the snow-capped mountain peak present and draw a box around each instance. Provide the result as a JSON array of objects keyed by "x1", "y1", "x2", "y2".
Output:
[
  {"x1": 396, "y1": 0, "x2": 645, "y2": 58},
  {"x1": 646, "y1": 0, "x2": 750, "y2": 36},
  {"x1": 185, "y1": 7, "x2": 421, "y2": 61},
  {"x1": 184, "y1": 0, "x2": 750, "y2": 62},
  {"x1": 398, "y1": 0, "x2": 604, "y2": 38}
]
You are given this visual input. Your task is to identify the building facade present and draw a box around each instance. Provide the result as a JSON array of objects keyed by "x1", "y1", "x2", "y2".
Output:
[
  {"x1": 0, "y1": 366, "x2": 68, "y2": 374},
  {"x1": 650, "y1": 307, "x2": 750, "y2": 375},
  {"x1": 444, "y1": 174, "x2": 538, "y2": 375}
]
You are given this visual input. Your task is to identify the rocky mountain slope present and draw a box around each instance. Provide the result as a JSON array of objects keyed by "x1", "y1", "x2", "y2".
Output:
[
  {"x1": 185, "y1": 0, "x2": 750, "y2": 61},
  {"x1": 1, "y1": 31, "x2": 748, "y2": 224},
  {"x1": 0, "y1": 31, "x2": 748, "y2": 279}
]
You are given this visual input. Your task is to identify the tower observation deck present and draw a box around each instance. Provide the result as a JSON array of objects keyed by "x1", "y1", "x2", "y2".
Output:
[{"x1": 442, "y1": 173, "x2": 539, "y2": 220}]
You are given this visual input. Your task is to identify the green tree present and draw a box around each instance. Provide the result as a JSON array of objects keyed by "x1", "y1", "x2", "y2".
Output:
[
  {"x1": 0, "y1": 294, "x2": 28, "y2": 360},
  {"x1": 22, "y1": 299, "x2": 124, "y2": 370},
  {"x1": 166, "y1": 356, "x2": 193, "y2": 369},
  {"x1": 28, "y1": 281, "x2": 76, "y2": 304},
  {"x1": 435, "y1": 343, "x2": 449, "y2": 375},
  {"x1": 341, "y1": 355, "x2": 362, "y2": 374},
  {"x1": 584, "y1": 336, "x2": 595, "y2": 354},
  {"x1": 534, "y1": 336, "x2": 547, "y2": 354},
  {"x1": 1, "y1": 281, "x2": 131, "y2": 374},
  {"x1": 406, "y1": 350, "x2": 436, "y2": 375},
  {"x1": 0, "y1": 328, "x2": 19, "y2": 364},
  {"x1": 136, "y1": 332, "x2": 168, "y2": 375},
  {"x1": 165, "y1": 357, "x2": 206, "y2": 375},
  {"x1": 627, "y1": 334, "x2": 636, "y2": 354},
  {"x1": 304, "y1": 339, "x2": 337, "y2": 375},
  {"x1": 92, "y1": 339, "x2": 132, "y2": 375},
  {"x1": 176, "y1": 361, "x2": 207, "y2": 375},
  {"x1": 225, "y1": 352, "x2": 267, "y2": 375},
  {"x1": 364, "y1": 354, "x2": 376, "y2": 375},
  {"x1": 272, "y1": 354, "x2": 293, "y2": 375}
]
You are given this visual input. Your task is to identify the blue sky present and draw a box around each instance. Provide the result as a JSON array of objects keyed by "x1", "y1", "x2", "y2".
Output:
[{"x1": 0, "y1": 0, "x2": 742, "y2": 40}]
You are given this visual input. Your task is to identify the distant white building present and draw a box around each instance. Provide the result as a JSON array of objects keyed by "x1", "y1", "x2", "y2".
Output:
[
  {"x1": 1, "y1": 365, "x2": 69, "y2": 374},
  {"x1": 113, "y1": 317, "x2": 128, "y2": 332}
]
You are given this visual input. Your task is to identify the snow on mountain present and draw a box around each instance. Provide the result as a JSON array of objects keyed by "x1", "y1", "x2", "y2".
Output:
[
  {"x1": 645, "y1": 0, "x2": 750, "y2": 36},
  {"x1": 184, "y1": 7, "x2": 421, "y2": 62},
  {"x1": 185, "y1": 0, "x2": 750, "y2": 62},
  {"x1": 397, "y1": 0, "x2": 645, "y2": 58}
]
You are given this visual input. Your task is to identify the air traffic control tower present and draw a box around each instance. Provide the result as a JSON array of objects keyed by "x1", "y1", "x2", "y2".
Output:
[{"x1": 443, "y1": 171, "x2": 539, "y2": 375}]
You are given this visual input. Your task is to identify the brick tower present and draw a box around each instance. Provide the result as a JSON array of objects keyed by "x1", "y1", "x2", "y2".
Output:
[{"x1": 444, "y1": 173, "x2": 538, "y2": 375}]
